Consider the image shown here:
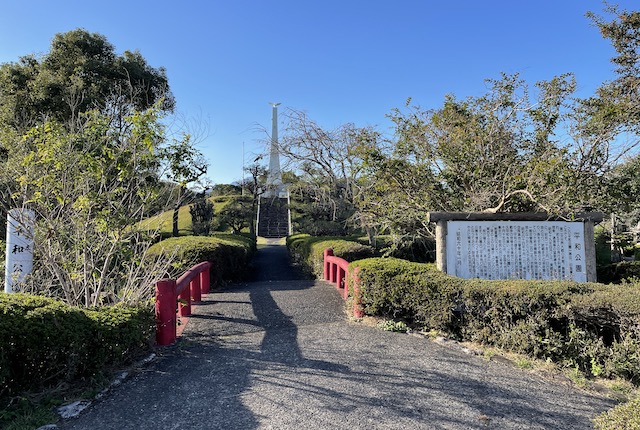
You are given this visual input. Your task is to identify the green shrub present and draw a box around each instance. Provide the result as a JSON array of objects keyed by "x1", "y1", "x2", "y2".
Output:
[
  {"x1": 594, "y1": 397, "x2": 640, "y2": 430},
  {"x1": 147, "y1": 234, "x2": 255, "y2": 285},
  {"x1": 349, "y1": 257, "x2": 640, "y2": 384},
  {"x1": 598, "y1": 261, "x2": 640, "y2": 284},
  {"x1": 0, "y1": 294, "x2": 153, "y2": 400},
  {"x1": 365, "y1": 235, "x2": 436, "y2": 263},
  {"x1": 349, "y1": 258, "x2": 454, "y2": 329},
  {"x1": 569, "y1": 284, "x2": 640, "y2": 383},
  {"x1": 189, "y1": 199, "x2": 216, "y2": 236},
  {"x1": 287, "y1": 234, "x2": 375, "y2": 278}
]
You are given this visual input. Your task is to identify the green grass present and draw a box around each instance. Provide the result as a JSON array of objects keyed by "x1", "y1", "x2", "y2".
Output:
[
  {"x1": 138, "y1": 195, "x2": 239, "y2": 236},
  {"x1": 1, "y1": 397, "x2": 59, "y2": 430},
  {"x1": 139, "y1": 205, "x2": 193, "y2": 235}
]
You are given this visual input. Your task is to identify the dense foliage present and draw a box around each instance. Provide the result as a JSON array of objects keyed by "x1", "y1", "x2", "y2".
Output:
[
  {"x1": 189, "y1": 198, "x2": 216, "y2": 236},
  {"x1": 218, "y1": 196, "x2": 254, "y2": 234},
  {"x1": 1, "y1": 108, "x2": 176, "y2": 306},
  {"x1": 0, "y1": 30, "x2": 206, "y2": 306},
  {"x1": 350, "y1": 257, "x2": 640, "y2": 384},
  {"x1": 287, "y1": 233, "x2": 375, "y2": 277},
  {"x1": 147, "y1": 234, "x2": 255, "y2": 285},
  {"x1": 597, "y1": 261, "x2": 640, "y2": 284},
  {"x1": 594, "y1": 396, "x2": 640, "y2": 430},
  {"x1": 0, "y1": 294, "x2": 153, "y2": 400},
  {"x1": 0, "y1": 29, "x2": 173, "y2": 132}
]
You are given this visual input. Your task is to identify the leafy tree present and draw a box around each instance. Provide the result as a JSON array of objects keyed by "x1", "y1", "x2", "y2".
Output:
[
  {"x1": 0, "y1": 106, "x2": 174, "y2": 306},
  {"x1": 0, "y1": 31, "x2": 200, "y2": 306},
  {"x1": 241, "y1": 163, "x2": 267, "y2": 235},
  {"x1": 275, "y1": 108, "x2": 380, "y2": 237},
  {"x1": 584, "y1": 6, "x2": 640, "y2": 137},
  {"x1": 580, "y1": 6, "x2": 640, "y2": 253},
  {"x1": 359, "y1": 73, "x2": 608, "y2": 244},
  {"x1": 0, "y1": 29, "x2": 173, "y2": 133},
  {"x1": 162, "y1": 135, "x2": 208, "y2": 237},
  {"x1": 219, "y1": 197, "x2": 253, "y2": 234},
  {"x1": 0, "y1": 29, "x2": 177, "y2": 249},
  {"x1": 189, "y1": 198, "x2": 216, "y2": 236}
]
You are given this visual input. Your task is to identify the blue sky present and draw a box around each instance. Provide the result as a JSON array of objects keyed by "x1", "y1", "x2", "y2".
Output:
[{"x1": 1, "y1": 1, "x2": 637, "y2": 185}]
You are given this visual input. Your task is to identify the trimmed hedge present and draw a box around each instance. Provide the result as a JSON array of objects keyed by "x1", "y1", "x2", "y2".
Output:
[
  {"x1": 350, "y1": 257, "x2": 640, "y2": 383},
  {"x1": 147, "y1": 233, "x2": 255, "y2": 285},
  {"x1": 287, "y1": 234, "x2": 375, "y2": 278},
  {"x1": 594, "y1": 397, "x2": 640, "y2": 430},
  {"x1": 0, "y1": 294, "x2": 153, "y2": 399}
]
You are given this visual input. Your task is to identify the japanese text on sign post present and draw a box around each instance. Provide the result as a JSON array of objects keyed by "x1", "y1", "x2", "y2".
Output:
[
  {"x1": 446, "y1": 221, "x2": 587, "y2": 282},
  {"x1": 4, "y1": 209, "x2": 35, "y2": 293}
]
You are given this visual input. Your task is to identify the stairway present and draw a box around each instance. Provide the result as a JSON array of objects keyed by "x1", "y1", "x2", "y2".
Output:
[{"x1": 257, "y1": 197, "x2": 290, "y2": 238}]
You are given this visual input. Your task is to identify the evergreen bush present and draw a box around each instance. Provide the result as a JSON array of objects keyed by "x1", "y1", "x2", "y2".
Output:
[
  {"x1": 287, "y1": 234, "x2": 375, "y2": 277},
  {"x1": 189, "y1": 199, "x2": 216, "y2": 236},
  {"x1": 597, "y1": 261, "x2": 640, "y2": 284},
  {"x1": 147, "y1": 234, "x2": 255, "y2": 285},
  {"x1": 594, "y1": 397, "x2": 640, "y2": 430},
  {"x1": 0, "y1": 294, "x2": 153, "y2": 399},
  {"x1": 349, "y1": 257, "x2": 640, "y2": 383}
]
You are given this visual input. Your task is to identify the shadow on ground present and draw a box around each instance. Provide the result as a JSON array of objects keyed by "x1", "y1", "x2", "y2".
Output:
[{"x1": 61, "y1": 243, "x2": 615, "y2": 430}]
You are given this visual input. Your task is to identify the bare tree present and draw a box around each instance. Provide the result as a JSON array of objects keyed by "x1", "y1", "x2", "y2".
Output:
[{"x1": 270, "y1": 108, "x2": 380, "y2": 236}]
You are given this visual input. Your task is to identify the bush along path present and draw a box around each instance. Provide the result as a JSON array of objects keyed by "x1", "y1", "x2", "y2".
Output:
[{"x1": 59, "y1": 242, "x2": 615, "y2": 430}]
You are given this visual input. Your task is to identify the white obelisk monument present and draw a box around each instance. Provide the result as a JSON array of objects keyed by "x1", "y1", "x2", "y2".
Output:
[{"x1": 266, "y1": 103, "x2": 284, "y2": 197}]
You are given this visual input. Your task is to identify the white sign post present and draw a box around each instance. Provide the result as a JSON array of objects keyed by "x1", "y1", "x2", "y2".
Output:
[
  {"x1": 4, "y1": 208, "x2": 35, "y2": 293},
  {"x1": 429, "y1": 212, "x2": 603, "y2": 283}
]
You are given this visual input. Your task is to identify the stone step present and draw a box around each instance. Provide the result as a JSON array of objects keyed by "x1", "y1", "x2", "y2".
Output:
[{"x1": 258, "y1": 197, "x2": 289, "y2": 238}]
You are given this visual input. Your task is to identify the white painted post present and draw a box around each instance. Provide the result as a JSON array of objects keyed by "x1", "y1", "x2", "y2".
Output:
[{"x1": 4, "y1": 208, "x2": 35, "y2": 293}]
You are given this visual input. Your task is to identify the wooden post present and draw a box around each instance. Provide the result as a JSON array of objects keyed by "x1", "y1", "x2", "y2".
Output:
[
  {"x1": 323, "y1": 248, "x2": 333, "y2": 280},
  {"x1": 178, "y1": 285, "x2": 191, "y2": 317},
  {"x1": 352, "y1": 267, "x2": 364, "y2": 318},
  {"x1": 155, "y1": 279, "x2": 177, "y2": 346},
  {"x1": 435, "y1": 220, "x2": 447, "y2": 273},
  {"x1": 584, "y1": 220, "x2": 597, "y2": 283}
]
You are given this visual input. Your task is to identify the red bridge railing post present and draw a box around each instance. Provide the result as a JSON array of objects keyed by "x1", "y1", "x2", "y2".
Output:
[
  {"x1": 155, "y1": 261, "x2": 215, "y2": 346},
  {"x1": 200, "y1": 263, "x2": 211, "y2": 294},
  {"x1": 155, "y1": 279, "x2": 177, "y2": 346},
  {"x1": 323, "y1": 248, "x2": 333, "y2": 280},
  {"x1": 337, "y1": 266, "x2": 345, "y2": 289},
  {"x1": 330, "y1": 261, "x2": 337, "y2": 283},
  {"x1": 191, "y1": 275, "x2": 202, "y2": 303},
  {"x1": 352, "y1": 267, "x2": 364, "y2": 318},
  {"x1": 178, "y1": 283, "x2": 191, "y2": 317},
  {"x1": 340, "y1": 265, "x2": 349, "y2": 300}
]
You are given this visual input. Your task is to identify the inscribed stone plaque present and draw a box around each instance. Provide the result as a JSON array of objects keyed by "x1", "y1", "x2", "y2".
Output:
[{"x1": 446, "y1": 221, "x2": 586, "y2": 282}]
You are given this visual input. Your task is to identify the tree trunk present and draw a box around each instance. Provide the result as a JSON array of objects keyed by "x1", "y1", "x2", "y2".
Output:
[
  {"x1": 172, "y1": 185, "x2": 184, "y2": 237},
  {"x1": 249, "y1": 197, "x2": 257, "y2": 236},
  {"x1": 611, "y1": 213, "x2": 620, "y2": 263}
]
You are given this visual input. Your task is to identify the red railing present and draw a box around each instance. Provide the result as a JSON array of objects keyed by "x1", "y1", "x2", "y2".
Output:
[
  {"x1": 155, "y1": 261, "x2": 212, "y2": 346},
  {"x1": 323, "y1": 248, "x2": 364, "y2": 318}
]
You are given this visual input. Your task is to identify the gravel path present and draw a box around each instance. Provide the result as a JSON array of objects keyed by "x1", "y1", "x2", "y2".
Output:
[{"x1": 59, "y1": 243, "x2": 614, "y2": 429}]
